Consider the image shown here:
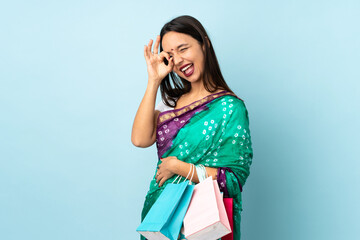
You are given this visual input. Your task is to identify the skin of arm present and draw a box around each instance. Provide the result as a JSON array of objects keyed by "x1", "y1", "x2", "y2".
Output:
[
  {"x1": 131, "y1": 81, "x2": 160, "y2": 148},
  {"x1": 132, "y1": 35, "x2": 174, "y2": 148},
  {"x1": 156, "y1": 156, "x2": 218, "y2": 187}
]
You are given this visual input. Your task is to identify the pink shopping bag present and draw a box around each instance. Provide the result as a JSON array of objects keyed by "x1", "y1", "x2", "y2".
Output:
[
  {"x1": 222, "y1": 198, "x2": 234, "y2": 240},
  {"x1": 182, "y1": 176, "x2": 231, "y2": 240}
]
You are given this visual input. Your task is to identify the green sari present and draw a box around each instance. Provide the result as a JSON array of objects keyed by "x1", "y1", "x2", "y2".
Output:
[{"x1": 140, "y1": 90, "x2": 253, "y2": 240}]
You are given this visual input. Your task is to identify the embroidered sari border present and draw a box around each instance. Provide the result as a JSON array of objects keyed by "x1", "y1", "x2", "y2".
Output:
[{"x1": 157, "y1": 90, "x2": 238, "y2": 125}]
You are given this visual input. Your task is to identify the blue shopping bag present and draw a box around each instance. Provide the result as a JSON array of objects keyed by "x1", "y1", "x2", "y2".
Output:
[{"x1": 137, "y1": 178, "x2": 194, "y2": 240}]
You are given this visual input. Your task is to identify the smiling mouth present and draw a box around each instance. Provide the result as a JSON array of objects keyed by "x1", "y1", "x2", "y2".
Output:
[
  {"x1": 180, "y1": 63, "x2": 193, "y2": 72},
  {"x1": 182, "y1": 64, "x2": 194, "y2": 77}
]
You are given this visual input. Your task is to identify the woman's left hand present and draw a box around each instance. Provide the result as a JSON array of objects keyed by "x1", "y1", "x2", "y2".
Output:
[{"x1": 156, "y1": 156, "x2": 181, "y2": 187}]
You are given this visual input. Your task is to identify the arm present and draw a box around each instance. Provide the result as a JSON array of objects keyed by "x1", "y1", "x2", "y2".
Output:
[
  {"x1": 132, "y1": 35, "x2": 174, "y2": 147},
  {"x1": 172, "y1": 161, "x2": 218, "y2": 184},
  {"x1": 131, "y1": 81, "x2": 160, "y2": 148},
  {"x1": 156, "y1": 156, "x2": 218, "y2": 186}
]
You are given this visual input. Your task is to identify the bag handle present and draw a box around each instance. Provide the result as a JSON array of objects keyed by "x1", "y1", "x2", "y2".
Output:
[
  {"x1": 188, "y1": 163, "x2": 195, "y2": 184},
  {"x1": 172, "y1": 163, "x2": 195, "y2": 185}
]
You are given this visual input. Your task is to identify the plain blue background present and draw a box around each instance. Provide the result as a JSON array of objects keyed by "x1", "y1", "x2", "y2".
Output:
[{"x1": 1, "y1": 1, "x2": 359, "y2": 239}]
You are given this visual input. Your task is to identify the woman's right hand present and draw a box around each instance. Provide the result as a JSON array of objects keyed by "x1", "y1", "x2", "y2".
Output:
[{"x1": 144, "y1": 35, "x2": 174, "y2": 86}]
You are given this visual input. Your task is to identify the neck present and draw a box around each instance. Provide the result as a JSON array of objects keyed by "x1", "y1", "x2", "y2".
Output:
[{"x1": 188, "y1": 81, "x2": 208, "y2": 97}]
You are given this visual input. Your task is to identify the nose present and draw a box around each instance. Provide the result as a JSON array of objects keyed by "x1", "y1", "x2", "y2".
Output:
[{"x1": 172, "y1": 53, "x2": 183, "y2": 68}]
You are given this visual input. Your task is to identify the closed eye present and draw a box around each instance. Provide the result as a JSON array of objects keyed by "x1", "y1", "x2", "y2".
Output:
[{"x1": 169, "y1": 48, "x2": 188, "y2": 57}]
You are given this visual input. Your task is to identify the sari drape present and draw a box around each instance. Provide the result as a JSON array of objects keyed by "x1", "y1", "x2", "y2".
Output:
[{"x1": 140, "y1": 90, "x2": 253, "y2": 240}]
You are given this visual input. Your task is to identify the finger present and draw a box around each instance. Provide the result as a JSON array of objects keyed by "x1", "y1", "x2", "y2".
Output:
[
  {"x1": 153, "y1": 35, "x2": 160, "y2": 55},
  {"x1": 157, "y1": 175, "x2": 163, "y2": 184},
  {"x1": 159, "y1": 51, "x2": 170, "y2": 61},
  {"x1": 147, "y1": 39, "x2": 153, "y2": 56},
  {"x1": 155, "y1": 172, "x2": 161, "y2": 182},
  {"x1": 159, "y1": 178, "x2": 166, "y2": 187},
  {"x1": 144, "y1": 45, "x2": 149, "y2": 61},
  {"x1": 167, "y1": 56, "x2": 174, "y2": 69}
]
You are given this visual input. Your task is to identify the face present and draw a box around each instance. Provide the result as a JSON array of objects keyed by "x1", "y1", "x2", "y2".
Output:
[{"x1": 162, "y1": 31, "x2": 206, "y2": 83}]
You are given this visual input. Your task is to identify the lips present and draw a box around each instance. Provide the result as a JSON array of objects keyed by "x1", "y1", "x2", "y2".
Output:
[
  {"x1": 183, "y1": 64, "x2": 194, "y2": 77},
  {"x1": 180, "y1": 63, "x2": 193, "y2": 72}
]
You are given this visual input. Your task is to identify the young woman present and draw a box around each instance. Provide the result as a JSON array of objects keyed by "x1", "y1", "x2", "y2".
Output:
[{"x1": 132, "y1": 15, "x2": 253, "y2": 240}]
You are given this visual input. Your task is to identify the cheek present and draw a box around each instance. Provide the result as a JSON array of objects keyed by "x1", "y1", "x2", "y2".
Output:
[
  {"x1": 192, "y1": 51, "x2": 204, "y2": 64},
  {"x1": 195, "y1": 56, "x2": 205, "y2": 71}
]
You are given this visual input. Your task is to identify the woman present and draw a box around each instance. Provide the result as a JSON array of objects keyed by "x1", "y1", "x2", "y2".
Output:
[{"x1": 131, "y1": 15, "x2": 253, "y2": 240}]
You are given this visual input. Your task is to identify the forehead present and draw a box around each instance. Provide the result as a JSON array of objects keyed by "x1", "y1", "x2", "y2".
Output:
[{"x1": 162, "y1": 32, "x2": 196, "y2": 51}]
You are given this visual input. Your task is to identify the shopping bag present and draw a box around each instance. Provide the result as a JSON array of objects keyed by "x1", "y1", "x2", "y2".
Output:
[
  {"x1": 182, "y1": 176, "x2": 231, "y2": 240},
  {"x1": 216, "y1": 167, "x2": 243, "y2": 240},
  {"x1": 137, "y1": 180, "x2": 195, "y2": 240},
  {"x1": 222, "y1": 198, "x2": 234, "y2": 240}
]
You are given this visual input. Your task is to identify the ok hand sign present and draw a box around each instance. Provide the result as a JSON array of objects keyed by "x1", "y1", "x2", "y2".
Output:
[{"x1": 144, "y1": 35, "x2": 174, "y2": 86}]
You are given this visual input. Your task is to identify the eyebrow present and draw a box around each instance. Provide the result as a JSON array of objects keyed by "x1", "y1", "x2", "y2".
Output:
[{"x1": 166, "y1": 43, "x2": 189, "y2": 53}]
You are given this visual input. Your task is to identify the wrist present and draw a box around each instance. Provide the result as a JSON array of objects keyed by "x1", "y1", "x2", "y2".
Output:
[
  {"x1": 205, "y1": 167, "x2": 218, "y2": 180},
  {"x1": 146, "y1": 83, "x2": 159, "y2": 93},
  {"x1": 147, "y1": 79, "x2": 161, "y2": 89},
  {"x1": 170, "y1": 158, "x2": 183, "y2": 174}
]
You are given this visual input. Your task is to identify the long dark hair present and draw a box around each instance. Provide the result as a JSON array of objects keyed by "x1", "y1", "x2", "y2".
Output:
[{"x1": 159, "y1": 15, "x2": 234, "y2": 107}]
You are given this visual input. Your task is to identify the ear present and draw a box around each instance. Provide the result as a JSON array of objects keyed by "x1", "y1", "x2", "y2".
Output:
[
  {"x1": 202, "y1": 36, "x2": 210, "y2": 52},
  {"x1": 205, "y1": 36, "x2": 210, "y2": 47}
]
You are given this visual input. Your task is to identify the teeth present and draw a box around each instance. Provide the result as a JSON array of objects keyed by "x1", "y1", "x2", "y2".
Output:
[{"x1": 181, "y1": 64, "x2": 192, "y2": 72}]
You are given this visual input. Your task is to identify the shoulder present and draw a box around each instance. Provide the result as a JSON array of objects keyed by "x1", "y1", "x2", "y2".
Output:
[
  {"x1": 155, "y1": 97, "x2": 176, "y2": 112},
  {"x1": 222, "y1": 95, "x2": 250, "y2": 122},
  {"x1": 221, "y1": 95, "x2": 247, "y2": 109}
]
